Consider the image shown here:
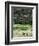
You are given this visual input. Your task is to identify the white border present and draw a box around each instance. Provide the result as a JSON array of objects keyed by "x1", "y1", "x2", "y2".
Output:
[{"x1": 9, "y1": 4, "x2": 36, "y2": 42}]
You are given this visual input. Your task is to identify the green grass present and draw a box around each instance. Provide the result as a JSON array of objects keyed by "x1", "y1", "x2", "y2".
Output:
[
  {"x1": 13, "y1": 24, "x2": 32, "y2": 37},
  {"x1": 13, "y1": 24, "x2": 32, "y2": 31}
]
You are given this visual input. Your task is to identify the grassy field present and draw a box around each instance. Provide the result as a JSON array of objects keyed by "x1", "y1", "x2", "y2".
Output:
[{"x1": 13, "y1": 24, "x2": 32, "y2": 37}]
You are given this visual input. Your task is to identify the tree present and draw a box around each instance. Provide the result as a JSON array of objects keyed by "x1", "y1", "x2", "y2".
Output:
[{"x1": 13, "y1": 7, "x2": 33, "y2": 24}]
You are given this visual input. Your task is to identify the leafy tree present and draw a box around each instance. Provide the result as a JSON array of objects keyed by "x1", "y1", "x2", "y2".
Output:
[{"x1": 13, "y1": 8, "x2": 33, "y2": 25}]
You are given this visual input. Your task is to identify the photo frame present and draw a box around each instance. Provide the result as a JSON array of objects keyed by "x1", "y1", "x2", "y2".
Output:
[{"x1": 5, "y1": 1, "x2": 38, "y2": 45}]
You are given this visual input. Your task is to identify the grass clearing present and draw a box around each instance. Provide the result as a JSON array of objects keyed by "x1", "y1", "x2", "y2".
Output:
[{"x1": 13, "y1": 24, "x2": 32, "y2": 37}]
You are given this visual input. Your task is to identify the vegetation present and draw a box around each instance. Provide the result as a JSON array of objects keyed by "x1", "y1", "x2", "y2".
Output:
[
  {"x1": 11, "y1": 7, "x2": 33, "y2": 37},
  {"x1": 13, "y1": 24, "x2": 32, "y2": 31}
]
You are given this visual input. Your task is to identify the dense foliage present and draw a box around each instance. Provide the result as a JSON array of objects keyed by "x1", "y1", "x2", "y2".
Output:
[{"x1": 13, "y1": 7, "x2": 33, "y2": 25}]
